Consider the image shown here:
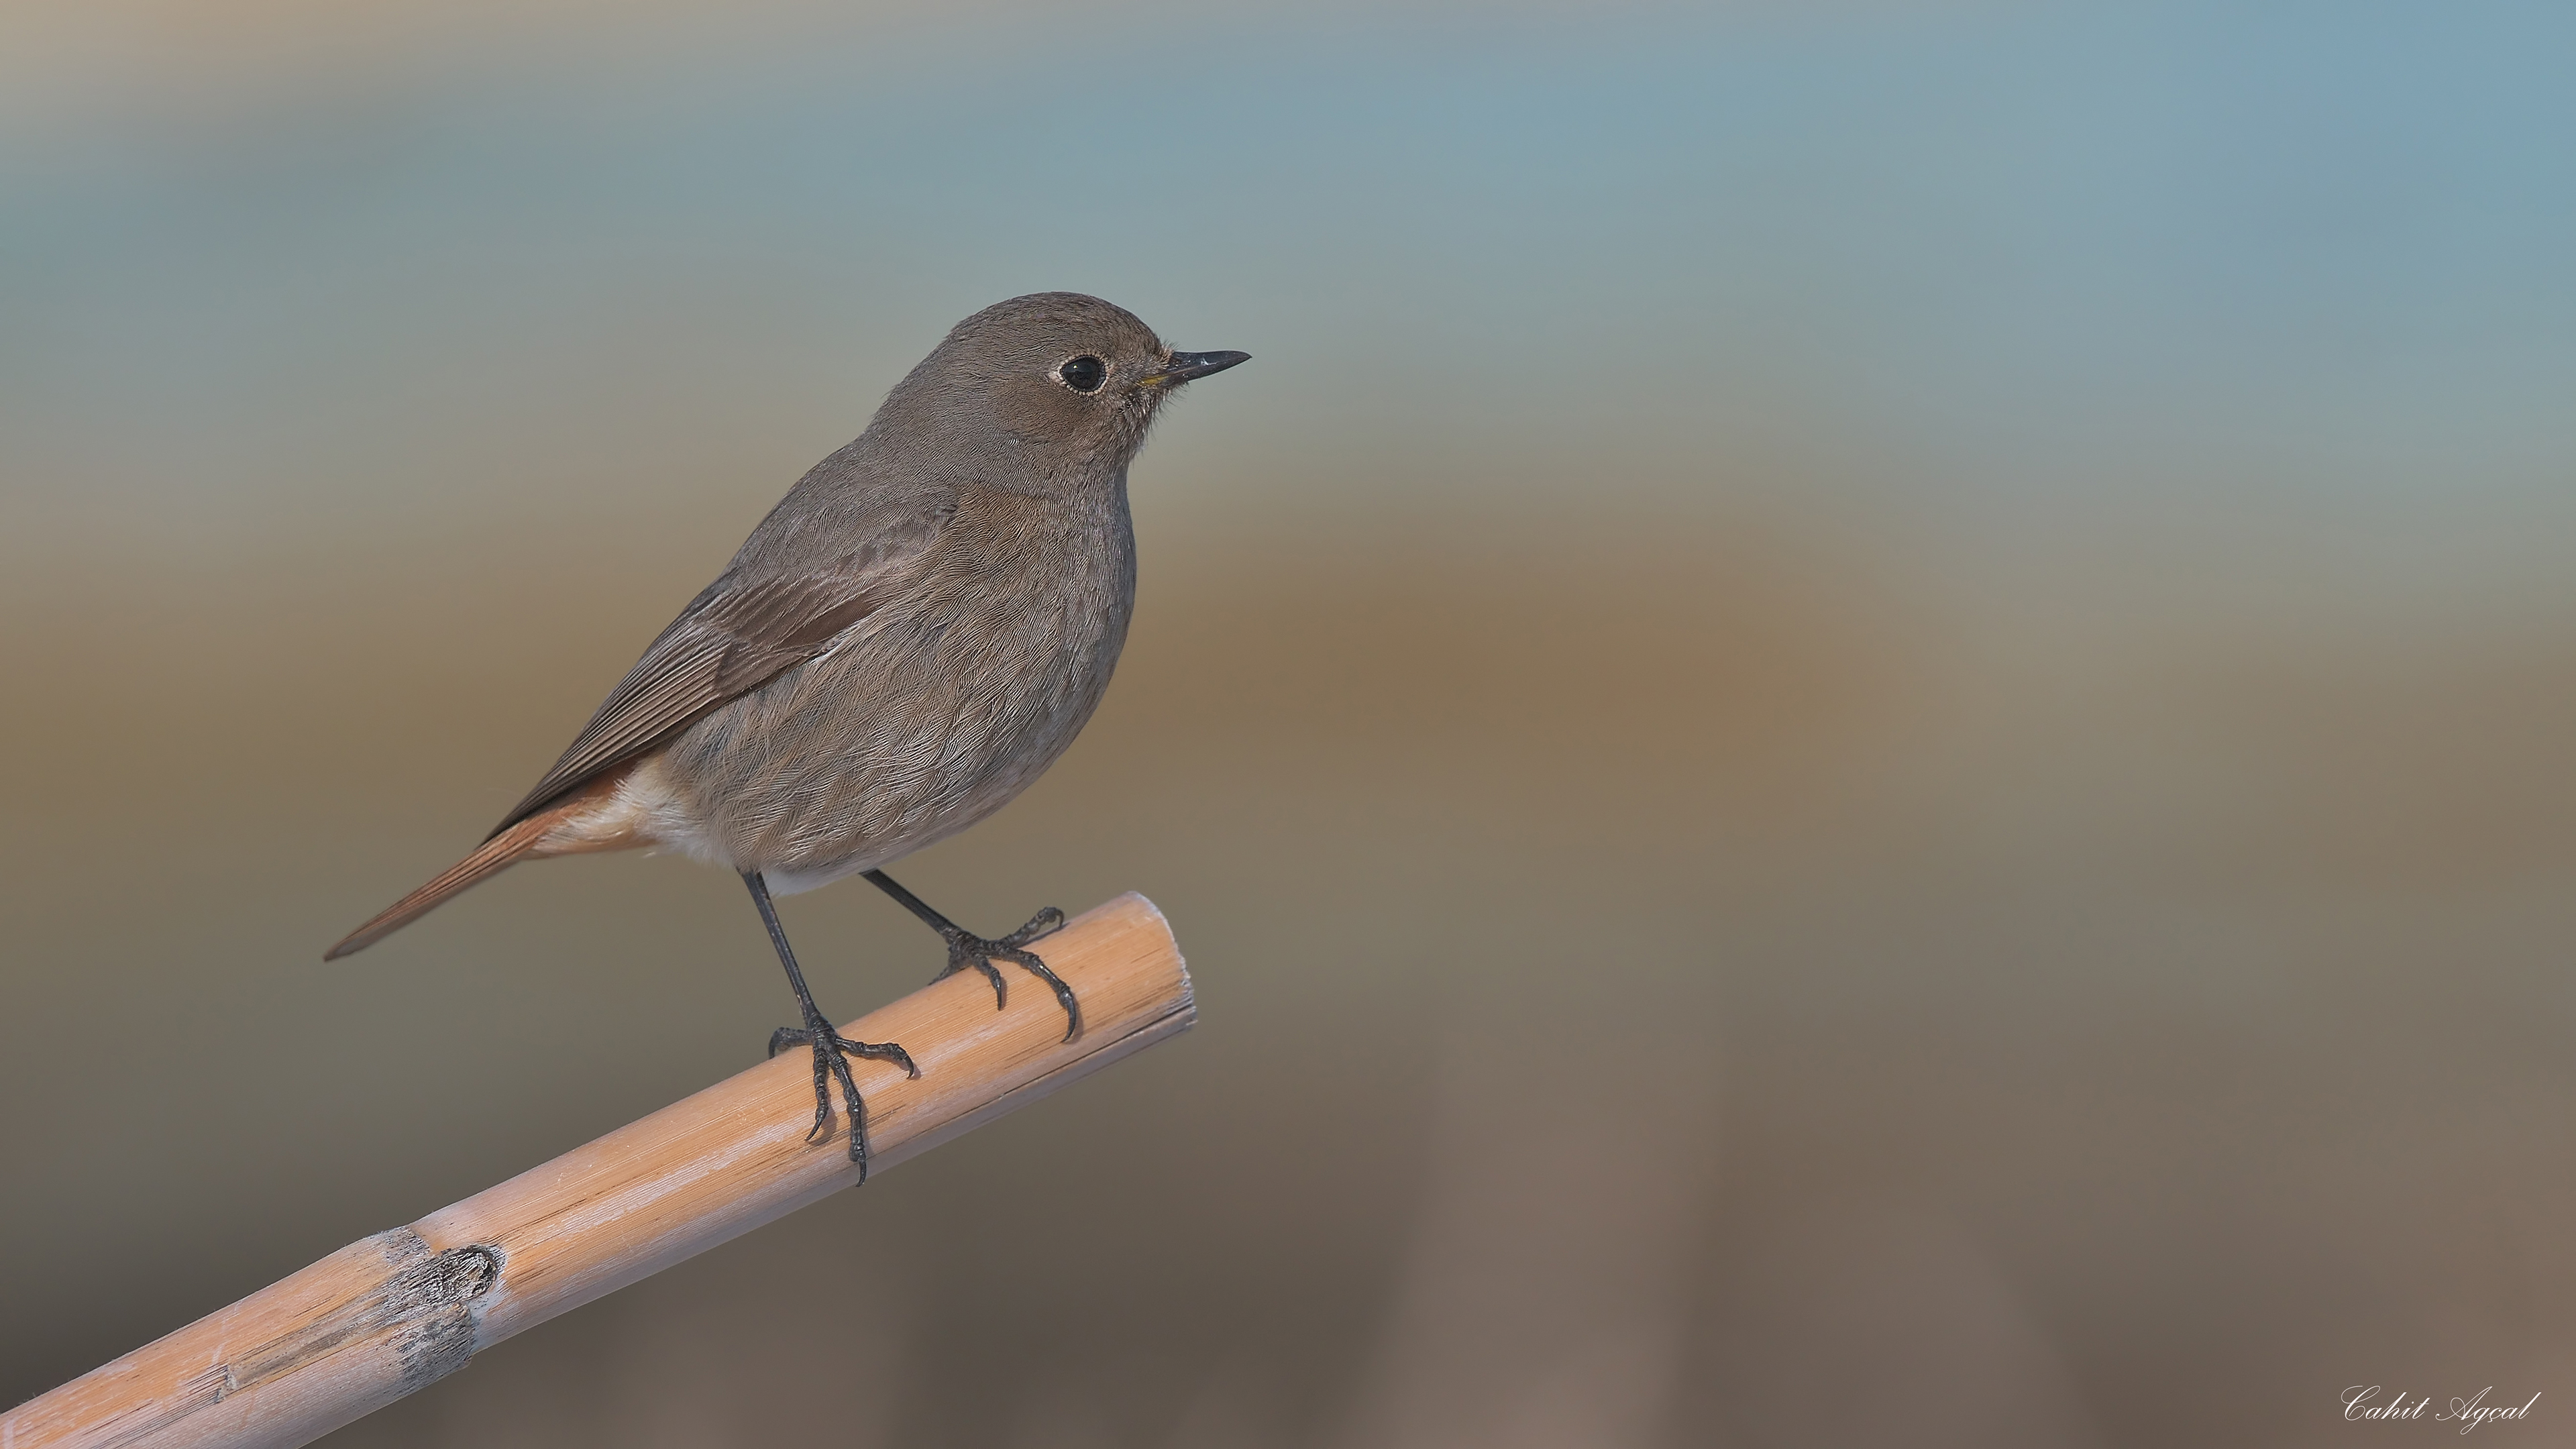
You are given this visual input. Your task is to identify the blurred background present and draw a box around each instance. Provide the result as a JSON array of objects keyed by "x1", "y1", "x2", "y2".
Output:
[{"x1": 5, "y1": 2, "x2": 2575, "y2": 1444}]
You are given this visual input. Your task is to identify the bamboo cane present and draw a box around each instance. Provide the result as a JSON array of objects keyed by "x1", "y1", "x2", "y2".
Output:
[{"x1": 6, "y1": 892, "x2": 1193, "y2": 1449}]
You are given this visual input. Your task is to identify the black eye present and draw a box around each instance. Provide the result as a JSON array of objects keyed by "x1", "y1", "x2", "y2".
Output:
[{"x1": 1057, "y1": 355, "x2": 1106, "y2": 392}]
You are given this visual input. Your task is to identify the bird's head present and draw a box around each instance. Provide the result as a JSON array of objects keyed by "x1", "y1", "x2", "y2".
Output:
[{"x1": 884, "y1": 292, "x2": 1248, "y2": 488}]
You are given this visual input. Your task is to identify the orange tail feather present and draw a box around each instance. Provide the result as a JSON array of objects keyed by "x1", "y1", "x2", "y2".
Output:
[
  {"x1": 323, "y1": 814, "x2": 559, "y2": 960},
  {"x1": 323, "y1": 767, "x2": 644, "y2": 960}
]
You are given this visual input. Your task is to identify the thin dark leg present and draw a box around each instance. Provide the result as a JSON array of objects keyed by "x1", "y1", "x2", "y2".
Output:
[
  {"x1": 744, "y1": 871, "x2": 918, "y2": 1179},
  {"x1": 862, "y1": 869, "x2": 1081, "y2": 1042}
]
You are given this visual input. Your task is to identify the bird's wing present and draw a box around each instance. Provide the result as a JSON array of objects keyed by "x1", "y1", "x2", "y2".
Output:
[{"x1": 490, "y1": 518, "x2": 945, "y2": 837}]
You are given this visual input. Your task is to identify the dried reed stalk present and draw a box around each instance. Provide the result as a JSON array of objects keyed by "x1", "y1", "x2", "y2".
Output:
[{"x1": 7, "y1": 892, "x2": 1192, "y2": 1449}]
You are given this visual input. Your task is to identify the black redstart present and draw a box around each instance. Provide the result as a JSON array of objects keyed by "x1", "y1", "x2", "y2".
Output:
[{"x1": 327, "y1": 292, "x2": 1246, "y2": 1175}]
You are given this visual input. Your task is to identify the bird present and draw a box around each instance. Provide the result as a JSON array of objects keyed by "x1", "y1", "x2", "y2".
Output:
[{"x1": 325, "y1": 292, "x2": 1246, "y2": 1177}]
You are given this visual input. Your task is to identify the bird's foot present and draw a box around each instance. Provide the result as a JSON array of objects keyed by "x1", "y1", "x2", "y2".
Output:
[
  {"x1": 934, "y1": 906, "x2": 1081, "y2": 1042},
  {"x1": 766, "y1": 1018, "x2": 920, "y2": 1177}
]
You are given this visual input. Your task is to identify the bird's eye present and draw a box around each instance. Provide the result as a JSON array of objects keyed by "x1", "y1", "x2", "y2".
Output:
[{"x1": 1057, "y1": 355, "x2": 1107, "y2": 392}]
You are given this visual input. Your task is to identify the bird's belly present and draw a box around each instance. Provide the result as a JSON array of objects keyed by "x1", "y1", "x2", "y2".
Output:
[{"x1": 648, "y1": 580, "x2": 1130, "y2": 887}]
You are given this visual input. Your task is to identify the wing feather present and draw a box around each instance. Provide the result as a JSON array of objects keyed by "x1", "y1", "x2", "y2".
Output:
[{"x1": 488, "y1": 521, "x2": 941, "y2": 837}]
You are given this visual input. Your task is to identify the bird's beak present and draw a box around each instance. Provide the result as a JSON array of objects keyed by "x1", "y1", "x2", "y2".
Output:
[{"x1": 1138, "y1": 350, "x2": 1250, "y2": 387}]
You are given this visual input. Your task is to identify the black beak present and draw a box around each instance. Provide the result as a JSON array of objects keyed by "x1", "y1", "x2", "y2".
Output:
[{"x1": 1144, "y1": 350, "x2": 1250, "y2": 386}]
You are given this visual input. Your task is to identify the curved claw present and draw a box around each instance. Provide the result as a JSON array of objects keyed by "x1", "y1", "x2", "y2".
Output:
[
  {"x1": 802, "y1": 1042, "x2": 834, "y2": 1143},
  {"x1": 768, "y1": 1024, "x2": 916, "y2": 1177},
  {"x1": 994, "y1": 945, "x2": 1083, "y2": 1042},
  {"x1": 844, "y1": 1034, "x2": 922, "y2": 1081},
  {"x1": 929, "y1": 914, "x2": 1081, "y2": 1042},
  {"x1": 1000, "y1": 906, "x2": 1065, "y2": 948}
]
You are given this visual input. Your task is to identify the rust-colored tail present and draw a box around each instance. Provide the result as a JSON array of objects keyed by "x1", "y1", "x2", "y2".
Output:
[
  {"x1": 324, "y1": 768, "x2": 647, "y2": 959},
  {"x1": 323, "y1": 812, "x2": 559, "y2": 960}
]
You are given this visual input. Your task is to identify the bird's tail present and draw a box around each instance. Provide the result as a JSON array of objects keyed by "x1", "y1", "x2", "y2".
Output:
[
  {"x1": 323, "y1": 814, "x2": 559, "y2": 960},
  {"x1": 323, "y1": 767, "x2": 641, "y2": 960}
]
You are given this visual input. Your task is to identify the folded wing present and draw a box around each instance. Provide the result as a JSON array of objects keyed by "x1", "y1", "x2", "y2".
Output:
[{"x1": 323, "y1": 501, "x2": 949, "y2": 960}]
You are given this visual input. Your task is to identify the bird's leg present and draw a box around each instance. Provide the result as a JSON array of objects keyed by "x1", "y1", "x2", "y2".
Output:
[
  {"x1": 744, "y1": 871, "x2": 918, "y2": 1179},
  {"x1": 862, "y1": 869, "x2": 1081, "y2": 1042}
]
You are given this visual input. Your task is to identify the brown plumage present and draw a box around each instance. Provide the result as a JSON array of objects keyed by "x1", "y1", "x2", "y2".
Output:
[{"x1": 325, "y1": 292, "x2": 1247, "y2": 1172}]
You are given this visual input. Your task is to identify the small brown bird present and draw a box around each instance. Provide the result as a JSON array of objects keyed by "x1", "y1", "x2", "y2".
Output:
[{"x1": 327, "y1": 293, "x2": 1246, "y2": 1174}]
